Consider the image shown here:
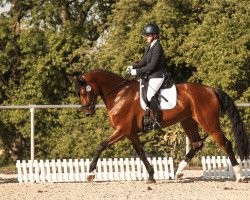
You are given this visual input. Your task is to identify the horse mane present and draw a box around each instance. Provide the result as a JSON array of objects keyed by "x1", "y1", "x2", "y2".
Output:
[
  {"x1": 84, "y1": 69, "x2": 125, "y2": 80},
  {"x1": 82, "y1": 69, "x2": 138, "y2": 86}
]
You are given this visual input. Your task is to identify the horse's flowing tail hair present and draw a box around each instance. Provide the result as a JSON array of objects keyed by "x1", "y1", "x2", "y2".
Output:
[{"x1": 215, "y1": 89, "x2": 249, "y2": 160}]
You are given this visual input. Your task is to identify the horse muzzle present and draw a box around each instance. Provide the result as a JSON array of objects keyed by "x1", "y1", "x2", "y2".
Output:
[
  {"x1": 85, "y1": 109, "x2": 95, "y2": 117},
  {"x1": 81, "y1": 101, "x2": 96, "y2": 117}
]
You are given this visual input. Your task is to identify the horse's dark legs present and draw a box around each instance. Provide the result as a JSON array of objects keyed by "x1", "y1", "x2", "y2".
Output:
[
  {"x1": 209, "y1": 131, "x2": 244, "y2": 180},
  {"x1": 128, "y1": 134, "x2": 155, "y2": 183},
  {"x1": 89, "y1": 141, "x2": 108, "y2": 173},
  {"x1": 176, "y1": 118, "x2": 205, "y2": 179},
  {"x1": 196, "y1": 113, "x2": 244, "y2": 182},
  {"x1": 210, "y1": 133, "x2": 238, "y2": 166},
  {"x1": 88, "y1": 128, "x2": 125, "y2": 180}
]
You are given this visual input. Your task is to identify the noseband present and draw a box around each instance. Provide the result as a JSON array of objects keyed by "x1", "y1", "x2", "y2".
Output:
[{"x1": 80, "y1": 95, "x2": 96, "y2": 111}]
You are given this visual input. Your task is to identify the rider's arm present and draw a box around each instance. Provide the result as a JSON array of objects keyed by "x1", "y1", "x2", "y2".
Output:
[
  {"x1": 132, "y1": 45, "x2": 150, "y2": 69},
  {"x1": 132, "y1": 57, "x2": 147, "y2": 69},
  {"x1": 136, "y1": 43, "x2": 162, "y2": 75}
]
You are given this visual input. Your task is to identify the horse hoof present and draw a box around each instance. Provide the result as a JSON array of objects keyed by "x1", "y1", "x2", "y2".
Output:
[
  {"x1": 147, "y1": 179, "x2": 156, "y2": 184},
  {"x1": 236, "y1": 177, "x2": 248, "y2": 183},
  {"x1": 87, "y1": 174, "x2": 95, "y2": 182},
  {"x1": 175, "y1": 173, "x2": 184, "y2": 180}
]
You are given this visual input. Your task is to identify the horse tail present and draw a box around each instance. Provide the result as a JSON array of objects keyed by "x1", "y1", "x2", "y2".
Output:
[{"x1": 215, "y1": 89, "x2": 249, "y2": 160}]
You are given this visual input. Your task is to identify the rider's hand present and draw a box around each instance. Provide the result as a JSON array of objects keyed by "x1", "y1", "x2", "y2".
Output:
[
  {"x1": 126, "y1": 66, "x2": 133, "y2": 73},
  {"x1": 130, "y1": 69, "x2": 137, "y2": 76}
]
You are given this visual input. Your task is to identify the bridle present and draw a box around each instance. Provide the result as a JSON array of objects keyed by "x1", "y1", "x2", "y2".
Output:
[
  {"x1": 76, "y1": 76, "x2": 97, "y2": 113},
  {"x1": 80, "y1": 91, "x2": 97, "y2": 111},
  {"x1": 76, "y1": 73, "x2": 132, "y2": 113}
]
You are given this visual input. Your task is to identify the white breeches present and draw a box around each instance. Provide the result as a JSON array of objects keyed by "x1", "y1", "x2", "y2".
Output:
[{"x1": 147, "y1": 77, "x2": 165, "y2": 101}]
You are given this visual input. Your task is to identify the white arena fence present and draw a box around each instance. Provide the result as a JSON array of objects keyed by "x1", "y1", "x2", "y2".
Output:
[
  {"x1": 202, "y1": 156, "x2": 250, "y2": 179},
  {"x1": 16, "y1": 157, "x2": 175, "y2": 183},
  {"x1": 16, "y1": 156, "x2": 250, "y2": 183}
]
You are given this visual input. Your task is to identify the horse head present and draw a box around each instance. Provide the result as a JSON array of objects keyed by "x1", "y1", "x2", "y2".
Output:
[{"x1": 67, "y1": 73, "x2": 98, "y2": 117}]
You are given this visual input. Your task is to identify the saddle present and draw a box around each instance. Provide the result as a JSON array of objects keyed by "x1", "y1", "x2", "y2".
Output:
[
  {"x1": 140, "y1": 74, "x2": 177, "y2": 133},
  {"x1": 140, "y1": 77, "x2": 177, "y2": 111}
]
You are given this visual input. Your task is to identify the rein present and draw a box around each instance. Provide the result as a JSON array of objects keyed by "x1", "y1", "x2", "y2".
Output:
[
  {"x1": 94, "y1": 73, "x2": 133, "y2": 105},
  {"x1": 105, "y1": 73, "x2": 131, "y2": 96}
]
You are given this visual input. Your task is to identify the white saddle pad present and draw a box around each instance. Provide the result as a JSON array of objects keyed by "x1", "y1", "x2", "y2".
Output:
[{"x1": 140, "y1": 80, "x2": 177, "y2": 110}]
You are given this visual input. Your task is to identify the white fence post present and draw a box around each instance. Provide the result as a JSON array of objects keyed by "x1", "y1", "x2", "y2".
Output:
[
  {"x1": 135, "y1": 158, "x2": 142, "y2": 180},
  {"x1": 68, "y1": 159, "x2": 74, "y2": 181},
  {"x1": 113, "y1": 158, "x2": 119, "y2": 181},
  {"x1": 51, "y1": 159, "x2": 57, "y2": 182},
  {"x1": 30, "y1": 106, "x2": 35, "y2": 162},
  {"x1": 57, "y1": 159, "x2": 63, "y2": 182},
  {"x1": 79, "y1": 159, "x2": 84, "y2": 181},
  {"x1": 16, "y1": 160, "x2": 23, "y2": 183},
  {"x1": 39, "y1": 160, "x2": 45, "y2": 182},
  {"x1": 74, "y1": 159, "x2": 80, "y2": 181},
  {"x1": 22, "y1": 160, "x2": 28, "y2": 183},
  {"x1": 108, "y1": 158, "x2": 114, "y2": 181},
  {"x1": 119, "y1": 158, "x2": 125, "y2": 181}
]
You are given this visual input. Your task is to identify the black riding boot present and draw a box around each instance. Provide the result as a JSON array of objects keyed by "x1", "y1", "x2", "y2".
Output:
[{"x1": 150, "y1": 96, "x2": 163, "y2": 133}]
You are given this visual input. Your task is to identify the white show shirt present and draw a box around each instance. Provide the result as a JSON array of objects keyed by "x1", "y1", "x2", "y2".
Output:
[{"x1": 150, "y1": 39, "x2": 157, "y2": 48}]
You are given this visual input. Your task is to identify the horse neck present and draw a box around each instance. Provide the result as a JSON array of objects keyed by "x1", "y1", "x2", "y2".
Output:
[{"x1": 84, "y1": 71, "x2": 125, "y2": 105}]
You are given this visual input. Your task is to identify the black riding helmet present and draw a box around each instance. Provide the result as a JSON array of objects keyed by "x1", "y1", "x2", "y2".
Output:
[{"x1": 143, "y1": 23, "x2": 160, "y2": 35}]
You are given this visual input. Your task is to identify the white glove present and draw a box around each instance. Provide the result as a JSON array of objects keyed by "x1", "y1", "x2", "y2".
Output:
[
  {"x1": 130, "y1": 69, "x2": 137, "y2": 76},
  {"x1": 126, "y1": 66, "x2": 133, "y2": 73}
]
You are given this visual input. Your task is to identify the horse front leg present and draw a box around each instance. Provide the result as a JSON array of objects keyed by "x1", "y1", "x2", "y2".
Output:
[
  {"x1": 87, "y1": 128, "x2": 125, "y2": 182},
  {"x1": 128, "y1": 134, "x2": 155, "y2": 183},
  {"x1": 89, "y1": 141, "x2": 108, "y2": 172}
]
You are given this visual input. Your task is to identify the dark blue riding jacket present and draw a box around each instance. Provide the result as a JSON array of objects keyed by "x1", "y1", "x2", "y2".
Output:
[{"x1": 132, "y1": 40, "x2": 165, "y2": 79}]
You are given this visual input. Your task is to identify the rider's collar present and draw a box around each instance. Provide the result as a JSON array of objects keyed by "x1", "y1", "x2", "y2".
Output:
[{"x1": 150, "y1": 39, "x2": 157, "y2": 48}]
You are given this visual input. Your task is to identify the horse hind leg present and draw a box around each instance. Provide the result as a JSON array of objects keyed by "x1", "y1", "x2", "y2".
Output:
[
  {"x1": 209, "y1": 130, "x2": 247, "y2": 182},
  {"x1": 176, "y1": 118, "x2": 206, "y2": 179},
  {"x1": 197, "y1": 114, "x2": 246, "y2": 182}
]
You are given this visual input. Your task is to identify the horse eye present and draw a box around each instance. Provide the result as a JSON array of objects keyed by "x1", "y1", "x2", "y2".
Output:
[{"x1": 80, "y1": 92, "x2": 87, "y2": 96}]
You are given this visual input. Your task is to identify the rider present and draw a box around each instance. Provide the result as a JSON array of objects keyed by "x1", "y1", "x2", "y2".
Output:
[{"x1": 127, "y1": 23, "x2": 165, "y2": 132}]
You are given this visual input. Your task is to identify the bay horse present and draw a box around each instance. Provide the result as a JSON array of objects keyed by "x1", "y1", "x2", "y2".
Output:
[{"x1": 67, "y1": 69, "x2": 249, "y2": 183}]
